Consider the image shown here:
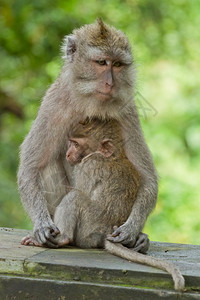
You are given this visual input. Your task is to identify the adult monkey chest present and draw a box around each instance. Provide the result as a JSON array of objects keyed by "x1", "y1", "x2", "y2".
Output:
[{"x1": 18, "y1": 19, "x2": 158, "y2": 250}]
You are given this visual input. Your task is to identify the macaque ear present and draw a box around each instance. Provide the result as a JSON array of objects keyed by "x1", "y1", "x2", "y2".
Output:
[
  {"x1": 62, "y1": 35, "x2": 77, "y2": 62},
  {"x1": 100, "y1": 139, "x2": 115, "y2": 158}
]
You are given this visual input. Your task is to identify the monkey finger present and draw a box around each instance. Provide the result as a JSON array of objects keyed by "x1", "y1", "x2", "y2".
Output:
[
  {"x1": 43, "y1": 230, "x2": 60, "y2": 247},
  {"x1": 44, "y1": 236, "x2": 59, "y2": 247},
  {"x1": 106, "y1": 236, "x2": 118, "y2": 242},
  {"x1": 35, "y1": 229, "x2": 58, "y2": 248},
  {"x1": 23, "y1": 238, "x2": 32, "y2": 245},
  {"x1": 134, "y1": 232, "x2": 149, "y2": 251},
  {"x1": 111, "y1": 227, "x2": 129, "y2": 241},
  {"x1": 26, "y1": 238, "x2": 41, "y2": 247},
  {"x1": 106, "y1": 228, "x2": 119, "y2": 239},
  {"x1": 21, "y1": 235, "x2": 41, "y2": 247},
  {"x1": 107, "y1": 234, "x2": 112, "y2": 239},
  {"x1": 21, "y1": 235, "x2": 31, "y2": 245},
  {"x1": 35, "y1": 230, "x2": 47, "y2": 245},
  {"x1": 133, "y1": 242, "x2": 149, "y2": 254},
  {"x1": 111, "y1": 227, "x2": 121, "y2": 237},
  {"x1": 107, "y1": 233, "x2": 126, "y2": 243},
  {"x1": 44, "y1": 240, "x2": 59, "y2": 249},
  {"x1": 111, "y1": 232, "x2": 134, "y2": 245},
  {"x1": 50, "y1": 225, "x2": 60, "y2": 237},
  {"x1": 36, "y1": 231, "x2": 58, "y2": 248},
  {"x1": 113, "y1": 225, "x2": 118, "y2": 232},
  {"x1": 132, "y1": 234, "x2": 150, "y2": 253},
  {"x1": 107, "y1": 233, "x2": 120, "y2": 241},
  {"x1": 134, "y1": 232, "x2": 149, "y2": 246}
]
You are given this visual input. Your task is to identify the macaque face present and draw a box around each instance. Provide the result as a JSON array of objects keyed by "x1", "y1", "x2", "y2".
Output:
[
  {"x1": 66, "y1": 134, "x2": 115, "y2": 166},
  {"x1": 72, "y1": 54, "x2": 133, "y2": 105},
  {"x1": 91, "y1": 58, "x2": 126, "y2": 102},
  {"x1": 66, "y1": 138, "x2": 90, "y2": 166}
]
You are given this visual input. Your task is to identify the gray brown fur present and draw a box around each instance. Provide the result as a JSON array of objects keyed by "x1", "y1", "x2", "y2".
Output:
[
  {"x1": 54, "y1": 118, "x2": 185, "y2": 292},
  {"x1": 54, "y1": 118, "x2": 140, "y2": 248},
  {"x1": 18, "y1": 20, "x2": 158, "y2": 248}
]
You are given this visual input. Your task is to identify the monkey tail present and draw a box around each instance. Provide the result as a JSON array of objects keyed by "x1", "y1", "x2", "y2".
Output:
[{"x1": 105, "y1": 240, "x2": 185, "y2": 292}]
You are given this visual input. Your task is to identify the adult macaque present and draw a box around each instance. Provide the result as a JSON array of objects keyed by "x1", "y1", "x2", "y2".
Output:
[
  {"x1": 22, "y1": 118, "x2": 185, "y2": 291},
  {"x1": 18, "y1": 19, "x2": 158, "y2": 249}
]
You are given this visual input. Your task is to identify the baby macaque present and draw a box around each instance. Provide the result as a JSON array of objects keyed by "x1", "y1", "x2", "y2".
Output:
[
  {"x1": 22, "y1": 118, "x2": 145, "y2": 247},
  {"x1": 22, "y1": 118, "x2": 185, "y2": 291},
  {"x1": 61, "y1": 117, "x2": 141, "y2": 248}
]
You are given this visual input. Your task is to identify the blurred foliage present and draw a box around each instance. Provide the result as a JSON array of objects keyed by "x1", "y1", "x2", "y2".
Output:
[{"x1": 0, "y1": 0, "x2": 199, "y2": 244}]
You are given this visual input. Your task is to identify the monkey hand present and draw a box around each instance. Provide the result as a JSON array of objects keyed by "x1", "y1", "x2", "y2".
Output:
[
  {"x1": 107, "y1": 226, "x2": 150, "y2": 253},
  {"x1": 107, "y1": 224, "x2": 137, "y2": 247},
  {"x1": 33, "y1": 219, "x2": 60, "y2": 248}
]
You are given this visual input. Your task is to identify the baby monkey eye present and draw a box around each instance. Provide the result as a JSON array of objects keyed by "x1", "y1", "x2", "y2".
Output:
[
  {"x1": 74, "y1": 142, "x2": 79, "y2": 148},
  {"x1": 113, "y1": 61, "x2": 122, "y2": 67},
  {"x1": 96, "y1": 60, "x2": 107, "y2": 66}
]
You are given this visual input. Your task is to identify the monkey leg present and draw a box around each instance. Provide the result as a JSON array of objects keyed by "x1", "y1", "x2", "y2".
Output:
[
  {"x1": 53, "y1": 190, "x2": 85, "y2": 247},
  {"x1": 54, "y1": 190, "x2": 107, "y2": 248},
  {"x1": 54, "y1": 192, "x2": 76, "y2": 246},
  {"x1": 22, "y1": 158, "x2": 71, "y2": 249}
]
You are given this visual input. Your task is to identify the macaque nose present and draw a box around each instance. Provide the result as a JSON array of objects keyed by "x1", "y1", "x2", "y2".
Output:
[
  {"x1": 106, "y1": 79, "x2": 113, "y2": 87},
  {"x1": 106, "y1": 70, "x2": 114, "y2": 88}
]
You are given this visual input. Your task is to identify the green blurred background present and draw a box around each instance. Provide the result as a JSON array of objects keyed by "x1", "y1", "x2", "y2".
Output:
[{"x1": 0, "y1": 0, "x2": 199, "y2": 244}]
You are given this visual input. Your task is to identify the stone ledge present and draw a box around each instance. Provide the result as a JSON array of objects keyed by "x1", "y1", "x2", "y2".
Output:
[{"x1": 0, "y1": 227, "x2": 200, "y2": 299}]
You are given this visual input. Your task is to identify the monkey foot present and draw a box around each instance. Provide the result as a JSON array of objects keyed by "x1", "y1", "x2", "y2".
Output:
[{"x1": 21, "y1": 234, "x2": 70, "y2": 248}]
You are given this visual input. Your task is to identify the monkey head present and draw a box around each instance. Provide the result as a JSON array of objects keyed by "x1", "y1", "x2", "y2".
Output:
[
  {"x1": 61, "y1": 19, "x2": 135, "y2": 117},
  {"x1": 66, "y1": 138, "x2": 89, "y2": 166},
  {"x1": 66, "y1": 136, "x2": 115, "y2": 166},
  {"x1": 66, "y1": 118, "x2": 125, "y2": 166}
]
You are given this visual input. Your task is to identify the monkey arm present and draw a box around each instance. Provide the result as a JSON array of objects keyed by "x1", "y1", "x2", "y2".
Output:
[
  {"x1": 108, "y1": 105, "x2": 158, "y2": 247},
  {"x1": 107, "y1": 177, "x2": 157, "y2": 247},
  {"x1": 18, "y1": 163, "x2": 60, "y2": 247},
  {"x1": 18, "y1": 80, "x2": 71, "y2": 247}
]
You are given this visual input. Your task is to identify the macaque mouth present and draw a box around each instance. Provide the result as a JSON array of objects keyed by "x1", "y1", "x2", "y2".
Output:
[{"x1": 96, "y1": 91, "x2": 113, "y2": 99}]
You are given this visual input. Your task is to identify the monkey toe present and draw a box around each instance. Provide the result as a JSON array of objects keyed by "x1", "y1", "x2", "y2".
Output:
[
  {"x1": 21, "y1": 235, "x2": 41, "y2": 247},
  {"x1": 58, "y1": 238, "x2": 70, "y2": 247},
  {"x1": 21, "y1": 236, "x2": 30, "y2": 245},
  {"x1": 55, "y1": 234, "x2": 70, "y2": 247},
  {"x1": 113, "y1": 225, "x2": 118, "y2": 231}
]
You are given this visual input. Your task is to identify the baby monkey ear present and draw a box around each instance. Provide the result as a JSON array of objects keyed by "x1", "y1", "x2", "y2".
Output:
[
  {"x1": 100, "y1": 139, "x2": 115, "y2": 158},
  {"x1": 62, "y1": 35, "x2": 77, "y2": 62}
]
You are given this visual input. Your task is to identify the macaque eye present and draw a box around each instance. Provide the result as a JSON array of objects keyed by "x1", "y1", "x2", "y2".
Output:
[
  {"x1": 96, "y1": 60, "x2": 107, "y2": 66},
  {"x1": 74, "y1": 142, "x2": 79, "y2": 148},
  {"x1": 113, "y1": 61, "x2": 122, "y2": 67}
]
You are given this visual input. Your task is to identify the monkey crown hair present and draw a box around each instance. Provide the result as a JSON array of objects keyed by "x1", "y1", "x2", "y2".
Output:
[
  {"x1": 69, "y1": 118, "x2": 122, "y2": 145},
  {"x1": 62, "y1": 19, "x2": 132, "y2": 59}
]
